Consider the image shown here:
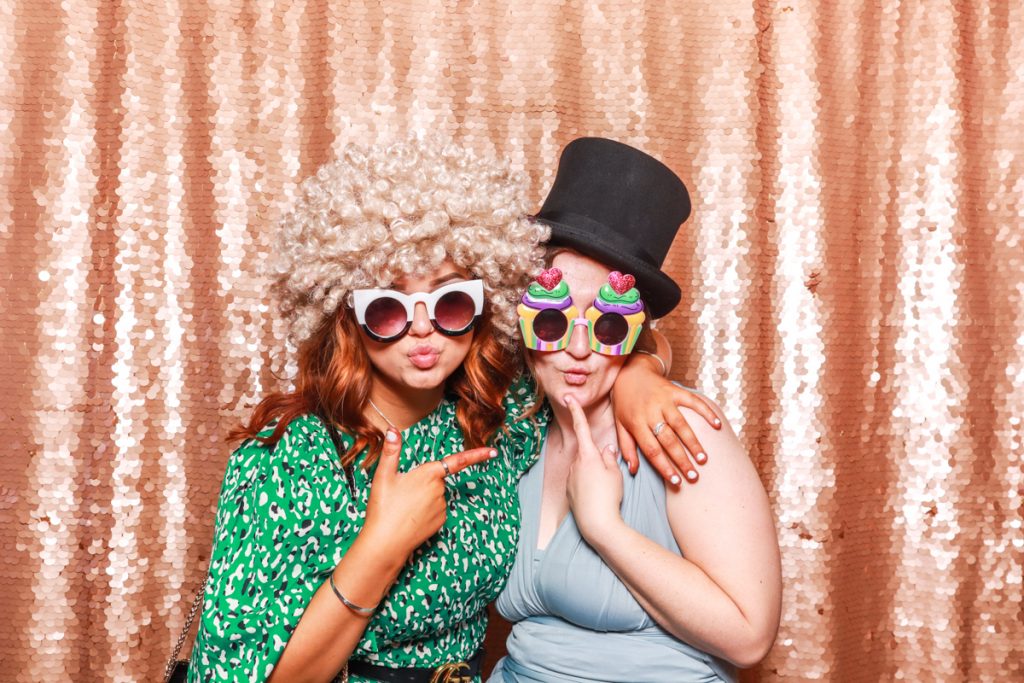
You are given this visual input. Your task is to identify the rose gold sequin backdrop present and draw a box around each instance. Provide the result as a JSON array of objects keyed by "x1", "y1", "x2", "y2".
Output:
[{"x1": 1, "y1": 0, "x2": 1021, "y2": 681}]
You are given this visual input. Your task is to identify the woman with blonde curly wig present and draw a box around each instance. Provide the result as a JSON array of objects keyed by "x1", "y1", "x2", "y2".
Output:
[{"x1": 185, "y1": 137, "x2": 718, "y2": 683}]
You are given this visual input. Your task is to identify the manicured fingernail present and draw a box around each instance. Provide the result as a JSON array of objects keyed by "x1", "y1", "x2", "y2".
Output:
[
  {"x1": 714, "y1": 418, "x2": 722, "y2": 427},
  {"x1": 385, "y1": 430, "x2": 398, "y2": 443},
  {"x1": 696, "y1": 452, "x2": 707, "y2": 464},
  {"x1": 686, "y1": 470, "x2": 698, "y2": 481},
  {"x1": 670, "y1": 474, "x2": 681, "y2": 485},
  {"x1": 489, "y1": 449, "x2": 498, "y2": 459}
]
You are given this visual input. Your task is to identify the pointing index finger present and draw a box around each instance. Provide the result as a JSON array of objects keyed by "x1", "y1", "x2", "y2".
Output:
[{"x1": 439, "y1": 447, "x2": 497, "y2": 477}]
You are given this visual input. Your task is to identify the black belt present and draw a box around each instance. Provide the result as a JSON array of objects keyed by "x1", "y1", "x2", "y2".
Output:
[{"x1": 346, "y1": 648, "x2": 485, "y2": 682}]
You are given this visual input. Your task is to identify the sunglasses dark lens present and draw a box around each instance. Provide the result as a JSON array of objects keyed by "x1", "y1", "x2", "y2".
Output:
[
  {"x1": 364, "y1": 296, "x2": 408, "y2": 339},
  {"x1": 593, "y1": 312, "x2": 629, "y2": 346},
  {"x1": 434, "y1": 290, "x2": 476, "y2": 332},
  {"x1": 533, "y1": 308, "x2": 569, "y2": 342}
]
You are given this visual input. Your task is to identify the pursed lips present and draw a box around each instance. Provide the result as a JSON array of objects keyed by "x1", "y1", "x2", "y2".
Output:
[
  {"x1": 408, "y1": 344, "x2": 440, "y2": 369},
  {"x1": 561, "y1": 366, "x2": 591, "y2": 385}
]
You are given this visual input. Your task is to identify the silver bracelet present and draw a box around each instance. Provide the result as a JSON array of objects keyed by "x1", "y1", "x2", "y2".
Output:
[
  {"x1": 635, "y1": 349, "x2": 668, "y2": 377},
  {"x1": 329, "y1": 573, "x2": 377, "y2": 617}
]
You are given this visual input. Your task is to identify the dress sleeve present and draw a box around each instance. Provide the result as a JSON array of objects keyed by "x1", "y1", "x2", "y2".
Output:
[
  {"x1": 496, "y1": 372, "x2": 549, "y2": 477},
  {"x1": 189, "y1": 416, "x2": 356, "y2": 682}
]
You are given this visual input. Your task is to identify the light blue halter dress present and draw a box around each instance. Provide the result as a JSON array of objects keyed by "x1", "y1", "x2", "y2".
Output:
[{"x1": 489, "y1": 439, "x2": 737, "y2": 683}]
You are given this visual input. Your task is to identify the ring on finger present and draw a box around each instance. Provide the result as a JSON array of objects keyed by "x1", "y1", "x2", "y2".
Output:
[
  {"x1": 441, "y1": 458, "x2": 453, "y2": 477},
  {"x1": 652, "y1": 421, "x2": 666, "y2": 437}
]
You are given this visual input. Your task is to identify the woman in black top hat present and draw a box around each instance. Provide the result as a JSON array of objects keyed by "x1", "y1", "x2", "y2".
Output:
[{"x1": 491, "y1": 138, "x2": 783, "y2": 682}]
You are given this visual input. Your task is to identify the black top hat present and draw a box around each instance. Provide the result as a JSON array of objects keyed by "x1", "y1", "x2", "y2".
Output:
[{"x1": 533, "y1": 137, "x2": 691, "y2": 318}]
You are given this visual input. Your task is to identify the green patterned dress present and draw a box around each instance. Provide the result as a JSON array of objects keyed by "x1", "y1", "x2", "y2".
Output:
[{"x1": 187, "y1": 375, "x2": 548, "y2": 683}]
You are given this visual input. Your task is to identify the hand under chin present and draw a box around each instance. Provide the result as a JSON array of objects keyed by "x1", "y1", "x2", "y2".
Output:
[{"x1": 556, "y1": 387, "x2": 593, "y2": 409}]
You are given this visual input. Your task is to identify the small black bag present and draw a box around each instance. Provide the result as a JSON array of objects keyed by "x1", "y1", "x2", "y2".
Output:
[
  {"x1": 162, "y1": 574, "x2": 208, "y2": 683},
  {"x1": 166, "y1": 660, "x2": 188, "y2": 683}
]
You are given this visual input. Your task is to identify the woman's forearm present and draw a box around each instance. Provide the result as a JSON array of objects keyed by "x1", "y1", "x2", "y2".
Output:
[
  {"x1": 587, "y1": 519, "x2": 775, "y2": 668},
  {"x1": 647, "y1": 327, "x2": 674, "y2": 374},
  {"x1": 267, "y1": 530, "x2": 408, "y2": 683},
  {"x1": 625, "y1": 327, "x2": 673, "y2": 376}
]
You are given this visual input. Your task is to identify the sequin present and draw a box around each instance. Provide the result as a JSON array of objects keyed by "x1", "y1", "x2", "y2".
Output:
[{"x1": 2, "y1": 1, "x2": 1021, "y2": 681}]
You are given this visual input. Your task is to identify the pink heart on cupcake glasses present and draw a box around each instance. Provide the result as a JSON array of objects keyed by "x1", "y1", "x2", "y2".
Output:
[
  {"x1": 535, "y1": 268, "x2": 563, "y2": 290},
  {"x1": 608, "y1": 271, "x2": 636, "y2": 295}
]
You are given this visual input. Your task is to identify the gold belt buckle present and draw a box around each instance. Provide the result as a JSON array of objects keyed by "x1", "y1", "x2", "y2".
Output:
[{"x1": 430, "y1": 660, "x2": 472, "y2": 683}]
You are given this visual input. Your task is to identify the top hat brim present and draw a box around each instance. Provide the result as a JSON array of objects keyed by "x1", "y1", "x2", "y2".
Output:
[{"x1": 537, "y1": 216, "x2": 682, "y2": 319}]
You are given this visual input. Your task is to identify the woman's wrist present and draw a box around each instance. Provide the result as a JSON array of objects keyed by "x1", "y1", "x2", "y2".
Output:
[
  {"x1": 329, "y1": 540, "x2": 405, "y2": 618},
  {"x1": 577, "y1": 512, "x2": 627, "y2": 550},
  {"x1": 634, "y1": 349, "x2": 668, "y2": 377},
  {"x1": 329, "y1": 527, "x2": 409, "y2": 611},
  {"x1": 350, "y1": 525, "x2": 413, "y2": 573},
  {"x1": 329, "y1": 572, "x2": 378, "y2": 617}
]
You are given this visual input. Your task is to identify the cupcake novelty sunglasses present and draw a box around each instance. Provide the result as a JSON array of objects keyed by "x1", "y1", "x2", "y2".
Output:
[
  {"x1": 517, "y1": 269, "x2": 646, "y2": 356},
  {"x1": 352, "y1": 279, "x2": 484, "y2": 342}
]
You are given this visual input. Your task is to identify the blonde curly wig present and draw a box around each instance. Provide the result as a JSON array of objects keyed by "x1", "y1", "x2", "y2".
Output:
[{"x1": 271, "y1": 137, "x2": 549, "y2": 349}]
